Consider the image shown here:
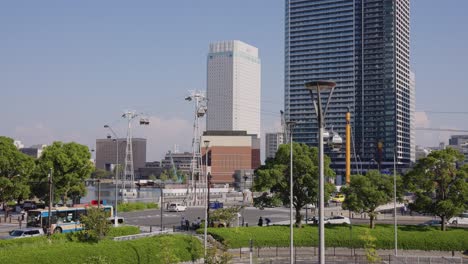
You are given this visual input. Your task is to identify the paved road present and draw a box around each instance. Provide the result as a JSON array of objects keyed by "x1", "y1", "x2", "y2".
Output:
[{"x1": 120, "y1": 205, "x2": 438, "y2": 228}]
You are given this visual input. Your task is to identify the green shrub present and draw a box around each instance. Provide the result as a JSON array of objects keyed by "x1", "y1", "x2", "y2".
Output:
[
  {"x1": 106, "y1": 226, "x2": 140, "y2": 238},
  {"x1": 206, "y1": 224, "x2": 468, "y2": 251},
  {"x1": 80, "y1": 207, "x2": 111, "y2": 241},
  {"x1": 117, "y1": 202, "x2": 159, "y2": 212}
]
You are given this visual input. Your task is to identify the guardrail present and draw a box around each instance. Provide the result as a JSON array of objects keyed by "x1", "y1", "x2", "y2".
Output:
[{"x1": 113, "y1": 230, "x2": 171, "y2": 241}]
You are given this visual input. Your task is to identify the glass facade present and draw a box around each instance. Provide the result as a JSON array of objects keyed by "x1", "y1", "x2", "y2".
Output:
[{"x1": 285, "y1": 0, "x2": 411, "y2": 172}]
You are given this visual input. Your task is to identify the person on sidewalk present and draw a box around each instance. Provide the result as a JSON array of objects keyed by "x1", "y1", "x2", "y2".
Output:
[
  {"x1": 265, "y1": 218, "x2": 271, "y2": 226},
  {"x1": 258, "y1": 216, "x2": 263, "y2": 227}
]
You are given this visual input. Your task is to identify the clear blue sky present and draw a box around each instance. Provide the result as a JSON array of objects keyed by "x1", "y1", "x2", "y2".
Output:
[{"x1": 1, "y1": 0, "x2": 467, "y2": 160}]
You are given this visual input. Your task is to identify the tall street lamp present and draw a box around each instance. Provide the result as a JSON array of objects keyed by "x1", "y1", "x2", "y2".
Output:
[
  {"x1": 393, "y1": 147, "x2": 398, "y2": 256},
  {"x1": 104, "y1": 124, "x2": 120, "y2": 227},
  {"x1": 305, "y1": 80, "x2": 336, "y2": 264},
  {"x1": 286, "y1": 121, "x2": 296, "y2": 264},
  {"x1": 203, "y1": 140, "x2": 210, "y2": 260}
]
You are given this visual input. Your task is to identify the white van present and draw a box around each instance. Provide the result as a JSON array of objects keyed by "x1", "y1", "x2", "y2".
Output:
[
  {"x1": 168, "y1": 203, "x2": 186, "y2": 212},
  {"x1": 449, "y1": 212, "x2": 468, "y2": 225}
]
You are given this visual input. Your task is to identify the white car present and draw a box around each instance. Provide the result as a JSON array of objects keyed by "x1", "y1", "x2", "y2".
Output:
[
  {"x1": 168, "y1": 203, "x2": 186, "y2": 212},
  {"x1": 325, "y1": 216, "x2": 351, "y2": 225},
  {"x1": 449, "y1": 212, "x2": 468, "y2": 225},
  {"x1": 1, "y1": 228, "x2": 44, "y2": 239}
]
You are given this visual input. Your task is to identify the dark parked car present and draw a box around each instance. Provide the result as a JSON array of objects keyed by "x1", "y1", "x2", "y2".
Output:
[{"x1": 418, "y1": 220, "x2": 443, "y2": 227}]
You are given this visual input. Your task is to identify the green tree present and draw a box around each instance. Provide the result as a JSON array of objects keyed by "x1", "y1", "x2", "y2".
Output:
[
  {"x1": 148, "y1": 174, "x2": 157, "y2": 181},
  {"x1": 405, "y1": 148, "x2": 468, "y2": 231},
  {"x1": 341, "y1": 170, "x2": 403, "y2": 228},
  {"x1": 210, "y1": 206, "x2": 242, "y2": 227},
  {"x1": 160, "y1": 170, "x2": 169, "y2": 182},
  {"x1": 253, "y1": 192, "x2": 282, "y2": 208},
  {"x1": 34, "y1": 142, "x2": 93, "y2": 205},
  {"x1": 92, "y1": 168, "x2": 112, "y2": 179},
  {"x1": 80, "y1": 207, "x2": 111, "y2": 241},
  {"x1": 254, "y1": 143, "x2": 335, "y2": 225},
  {"x1": 0, "y1": 137, "x2": 35, "y2": 205}
]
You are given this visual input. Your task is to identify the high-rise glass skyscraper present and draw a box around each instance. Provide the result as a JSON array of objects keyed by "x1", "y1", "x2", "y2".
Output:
[{"x1": 285, "y1": 0, "x2": 412, "y2": 171}]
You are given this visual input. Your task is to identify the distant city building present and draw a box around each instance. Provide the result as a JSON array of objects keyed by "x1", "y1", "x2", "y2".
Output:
[
  {"x1": 145, "y1": 161, "x2": 161, "y2": 168},
  {"x1": 449, "y1": 135, "x2": 468, "y2": 164},
  {"x1": 20, "y1": 144, "x2": 47, "y2": 158},
  {"x1": 285, "y1": 0, "x2": 412, "y2": 173},
  {"x1": 13, "y1": 140, "x2": 24, "y2": 149},
  {"x1": 161, "y1": 151, "x2": 193, "y2": 175},
  {"x1": 95, "y1": 138, "x2": 146, "y2": 172},
  {"x1": 265, "y1": 132, "x2": 284, "y2": 159},
  {"x1": 206, "y1": 40, "x2": 261, "y2": 137},
  {"x1": 233, "y1": 169, "x2": 254, "y2": 191},
  {"x1": 415, "y1": 145, "x2": 431, "y2": 161},
  {"x1": 202, "y1": 131, "x2": 261, "y2": 185}
]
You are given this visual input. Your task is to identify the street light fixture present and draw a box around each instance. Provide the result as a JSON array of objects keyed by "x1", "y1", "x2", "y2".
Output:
[
  {"x1": 104, "y1": 124, "x2": 120, "y2": 227},
  {"x1": 203, "y1": 140, "x2": 210, "y2": 260},
  {"x1": 286, "y1": 121, "x2": 296, "y2": 264},
  {"x1": 305, "y1": 80, "x2": 336, "y2": 264}
]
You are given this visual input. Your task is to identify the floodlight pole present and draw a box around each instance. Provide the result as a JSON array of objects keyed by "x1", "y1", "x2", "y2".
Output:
[
  {"x1": 394, "y1": 148, "x2": 398, "y2": 256},
  {"x1": 203, "y1": 140, "x2": 210, "y2": 261},
  {"x1": 306, "y1": 81, "x2": 336, "y2": 264},
  {"x1": 286, "y1": 121, "x2": 296, "y2": 264},
  {"x1": 48, "y1": 168, "x2": 53, "y2": 236},
  {"x1": 105, "y1": 124, "x2": 120, "y2": 227}
]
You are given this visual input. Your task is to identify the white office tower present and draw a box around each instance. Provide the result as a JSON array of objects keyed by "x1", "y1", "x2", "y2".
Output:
[
  {"x1": 207, "y1": 40, "x2": 261, "y2": 137},
  {"x1": 410, "y1": 71, "x2": 416, "y2": 163},
  {"x1": 265, "y1": 132, "x2": 285, "y2": 159}
]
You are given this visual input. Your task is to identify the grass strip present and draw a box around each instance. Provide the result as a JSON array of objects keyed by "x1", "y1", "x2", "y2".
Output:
[{"x1": 204, "y1": 224, "x2": 468, "y2": 251}]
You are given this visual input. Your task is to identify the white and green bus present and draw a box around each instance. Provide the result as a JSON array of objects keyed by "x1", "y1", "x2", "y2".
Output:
[{"x1": 26, "y1": 205, "x2": 114, "y2": 233}]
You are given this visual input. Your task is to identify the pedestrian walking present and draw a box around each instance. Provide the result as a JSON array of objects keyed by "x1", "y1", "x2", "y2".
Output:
[{"x1": 265, "y1": 218, "x2": 271, "y2": 226}]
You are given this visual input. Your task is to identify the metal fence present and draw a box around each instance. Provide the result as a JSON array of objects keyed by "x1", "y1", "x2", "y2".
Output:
[{"x1": 229, "y1": 247, "x2": 466, "y2": 264}]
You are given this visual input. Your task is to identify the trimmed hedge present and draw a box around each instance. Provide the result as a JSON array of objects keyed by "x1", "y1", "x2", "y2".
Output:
[
  {"x1": 205, "y1": 224, "x2": 468, "y2": 251},
  {"x1": 117, "y1": 202, "x2": 159, "y2": 212},
  {"x1": 0, "y1": 235, "x2": 202, "y2": 264}
]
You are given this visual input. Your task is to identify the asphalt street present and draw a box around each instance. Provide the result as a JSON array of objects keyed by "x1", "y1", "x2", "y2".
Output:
[{"x1": 120, "y1": 205, "x2": 436, "y2": 229}]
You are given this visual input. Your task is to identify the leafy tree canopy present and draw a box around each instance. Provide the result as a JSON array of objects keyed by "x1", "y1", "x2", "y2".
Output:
[
  {"x1": 254, "y1": 143, "x2": 335, "y2": 225},
  {"x1": 405, "y1": 148, "x2": 468, "y2": 231},
  {"x1": 341, "y1": 170, "x2": 403, "y2": 228},
  {"x1": 0, "y1": 136, "x2": 35, "y2": 204},
  {"x1": 34, "y1": 141, "x2": 94, "y2": 205}
]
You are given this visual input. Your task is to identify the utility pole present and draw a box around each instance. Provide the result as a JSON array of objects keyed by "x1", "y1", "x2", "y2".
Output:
[
  {"x1": 160, "y1": 184, "x2": 164, "y2": 231},
  {"x1": 48, "y1": 168, "x2": 53, "y2": 236},
  {"x1": 346, "y1": 107, "x2": 351, "y2": 184},
  {"x1": 97, "y1": 179, "x2": 101, "y2": 208}
]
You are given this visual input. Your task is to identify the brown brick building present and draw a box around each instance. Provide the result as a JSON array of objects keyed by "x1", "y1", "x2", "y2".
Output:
[{"x1": 201, "y1": 131, "x2": 260, "y2": 185}]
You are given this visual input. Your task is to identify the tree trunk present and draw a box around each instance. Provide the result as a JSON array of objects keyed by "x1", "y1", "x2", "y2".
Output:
[
  {"x1": 441, "y1": 216, "x2": 446, "y2": 231},
  {"x1": 295, "y1": 207, "x2": 302, "y2": 227},
  {"x1": 369, "y1": 215, "x2": 375, "y2": 229}
]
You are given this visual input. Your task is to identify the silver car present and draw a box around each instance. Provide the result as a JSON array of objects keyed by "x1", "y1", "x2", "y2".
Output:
[{"x1": 2, "y1": 228, "x2": 44, "y2": 239}]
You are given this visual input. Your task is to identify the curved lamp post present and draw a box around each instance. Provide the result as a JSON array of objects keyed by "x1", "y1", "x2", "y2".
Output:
[
  {"x1": 203, "y1": 140, "x2": 210, "y2": 260},
  {"x1": 286, "y1": 121, "x2": 296, "y2": 264},
  {"x1": 104, "y1": 124, "x2": 120, "y2": 227},
  {"x1": 305, "y1": 80, "x2": 336, "y2": 264}
]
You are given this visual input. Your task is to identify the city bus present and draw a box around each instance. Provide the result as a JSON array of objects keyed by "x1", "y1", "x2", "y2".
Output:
[{"x1": 26, "y1": 205, "x2": 113, "y2": 234}]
